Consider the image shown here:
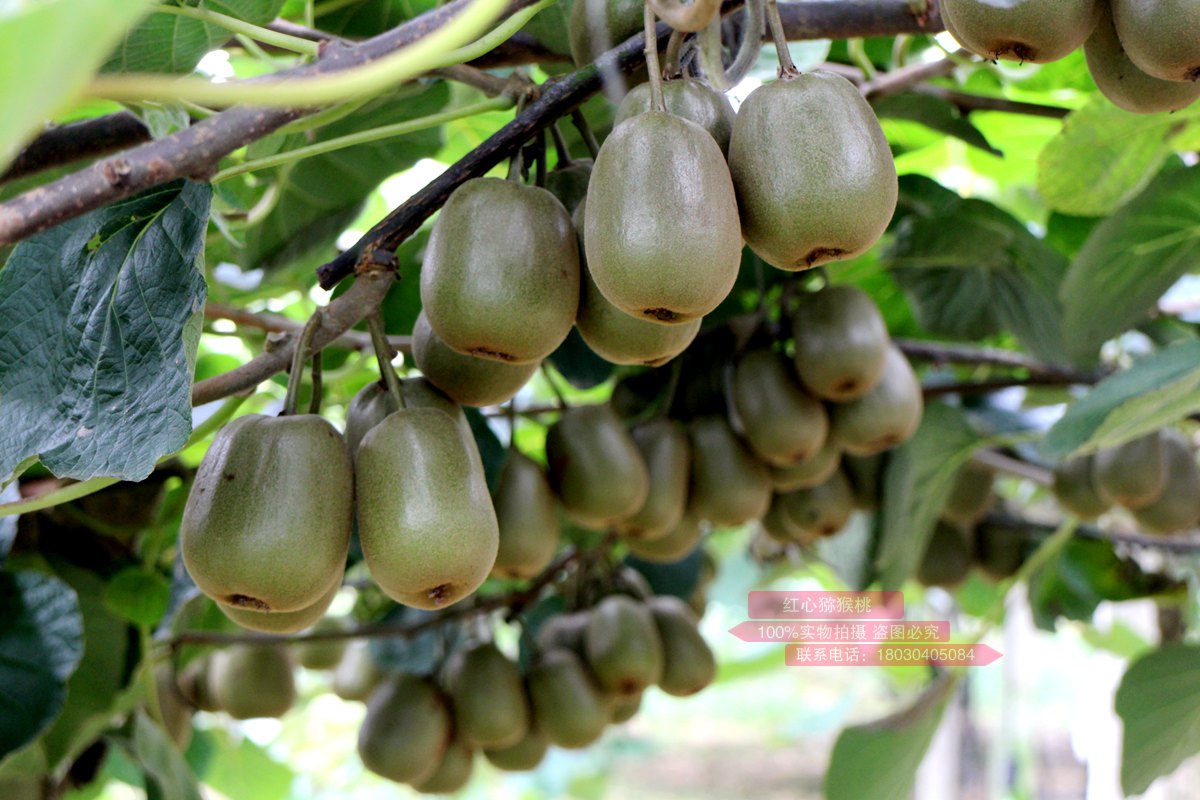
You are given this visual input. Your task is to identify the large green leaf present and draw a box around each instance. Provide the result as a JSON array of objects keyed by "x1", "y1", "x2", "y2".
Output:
[
  {"x1": 1059, "y1": 167, "x2": 1200, "y2": 364},
  {"x1": 315, "y1": 0, "x2": 438, "y2": 37},
  {"x1": 825, "y1": 674, "x2": 956, "y2": 800},
  {"x1": 192, "y1": 728, "x2": 294, "y2": 800},
  {"x1": 1116, "y1": 644, "x2": 1200, "y2": 796},
  {"x1": 102, "y1": 0, "x2": 287, "y2": 74},
  {"x1": 0, "y1": 181, "x2": 210, "y2": 484},
  {"x1": 0, "y1": 571, "x2": 84, "y2": 760},
  {"x1": 0, "y1": 0, "x2": 157, "y2": 172},
  {"x1": 128, "y1": 711, "x2": 204, "y2": 800},
  {"x1": 1043, "y1": 340, "x2": 1200, "y2": 457},
  {"x1": 240, "y1": 82, "x2": 449, "y2": 271},
  {"x1": 874, "y1": 93, "x2": 1000, "y2": 156},
  {"x1": 1038, "y1": 95, "x2": 1200, "y2": 216},
  {"x1": 875, "y1": 404, "x2": 980, "y2": 590}
]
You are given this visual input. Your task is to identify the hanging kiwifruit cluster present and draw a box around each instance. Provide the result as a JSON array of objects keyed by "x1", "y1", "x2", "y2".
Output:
[{"x1": 940, "y1": 0, "x2": 1200, "y2": 114}]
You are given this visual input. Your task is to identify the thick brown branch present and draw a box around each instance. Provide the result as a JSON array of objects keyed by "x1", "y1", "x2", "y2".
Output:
[
  {"x1": 204, "y1": 301, "x2": 412, "y2": 354},
  {"x1": 0, "y1": 112, "x2": 151, "y2": 185}
]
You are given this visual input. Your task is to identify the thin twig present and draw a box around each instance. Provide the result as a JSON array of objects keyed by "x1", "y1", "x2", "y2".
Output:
[
  {"x1": 896, "y1": 338, "x2": 1100, "y2": 381},
  {"x1": 203, "y1": 302, "x2": 411, "y2": 353},
  {"x1": 914, "y1": 85, "x2": 1072, "y2": 119},
  {"x1": 984, "y1": 511, "x2": 1200, "y2": 554},
  {"x1": 922, "y1": 375, "x2": 1094, "y2": 398}
]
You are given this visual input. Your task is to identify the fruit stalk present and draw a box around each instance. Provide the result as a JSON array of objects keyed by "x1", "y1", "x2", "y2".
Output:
[
  {"x1": 643, "y1": 3, "x2": 667, "y2": 112},
  {"x1": 283, "y1": 310, "x2": 324, "y2": 416},
  {"x1": 366, "y1": 312, "x2": 406, "y2": 410},
  {"x1": 766, "y1": 0, "x2": 799, "y2": 76}
]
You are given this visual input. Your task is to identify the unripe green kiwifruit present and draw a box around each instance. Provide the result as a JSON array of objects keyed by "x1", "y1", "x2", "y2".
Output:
[
  {"x1": 770, "y1": 440, "x2": 842, "y2": 492},
  {"x1": 413, "y1": 736, "x2": 475, "y2": 795},
  {"x1": 617, "y1": 418, "x2": 691, "y2": 541},
  {"x1": 484, "y1": 723, "x2": 549, "y2": 771},
  {"x1": 294, "y1": 617, "x2": 349, "y2": 670},
  {"x1": 791, "y1": 285, "x2": 890, "y2": 401},
  {"x1": 536, "y1": 610, "x2": 592, "y2": 656},
  {"x1": 614, "y1": 79, "x2": 736, "y2": 154},
  {"x1": 760, "y1": 493, "x2": 813, "y2": 545},
  {"x1": 728, "y1": 72, "x2": 897, "y2": 271},
  {"x1": 1111, "y1": 0, "x2": 1200, "y2": 82},
  {"x1": 843, "y1": 453, "x2": 885, "y2": 511},
  {"x1": 177, "y1": 657, "x2": 221, "y2": 712},
  {"x1": 491, "y1": 450, "x2": 561, "y2": 579},
  {"x1": 345, "y1": 380, "x2": 397, "y2": 456},
  {"x1": 780, "y1": 470, "x2": 855, "y2": 538},
  {"x1": 584, "y1": 111, "x2": 742, "y2": 325},
  {"x1": 332, "y1": 641, "x2": 383, "y2": 702},
  {"x1": 732, "y1": 349, "x2": 829, "y2": 466},
  {"x1": 446, "y1": 641, "x2": 530, "y2": 749},
  {"x1": 545, "y1": 159, "x2": 593, "y2": 215},
  {"x1": 585, "y1": 594, "x2": 665, "y2": 696},
  {"x1": 181, "y1": 413, "x2": 353, "y2": 613},
  {"x1": 1130, "y1": 432, "x2": 1200, "y2": 535},
  {"x1": 527, "y1": 648, "x2": 610, "y2": 749},
  {"x1": 420, "y1": 177, "x2": 579, "y2": 364},
  {"x1": 219, "y1": 572, "x2": 341, "y2": 634},
  {"x1": 917, "y1": 522, "x2": 974, "y2": 588},
  {"x1": 687, "y1": 416, "x2": 772, "y2": 527},
  {"x1": 208, "y1": 644, "x2": 296, "y2": 720},
  {"x1": 569, "y1": 0, "x2": 645, "y2": 66},
  {"x1": 356, "y1": 407, "x2": 499, "y2": 609},
  {"x1": 828, "y1": 345, "x2": 923, "y2": 456},
  {"x1": 626, "y1": 511, "x2": 703, "y2": 563},
  {"x1": 412, "y1": 312, "x2": 539, "y2": 408},
  {"x1": 1051, "y1": 454, "x2": 1111, "y2": 519},
  {"x1": 1093, "y1": 431, "x2": 1167, "y2": 509},
  {"x1": 647, "y1": 595, "x2": 716, "y2": 697},
  {"x1": 940, "y1": 463, "x2": 995, "y2": 527},
  {"x1": 155, "y1": 664, "x2": 193, "y2": 750},
  {"x1": 357, "y1": 675, "x2": 452, "y2": 786},
  {"x1": 545, "y1": 404, "x2": 650, "y2": 528},
  {"x1": 1086, "y1": 4, "x2": 1200, "y2": 113},
  {"x1": 973, "y1": 522, "x2": 1026, "y2": 580},
  {"x1": 940, "y1": 0, "x2": 1099, "y2": 63}
]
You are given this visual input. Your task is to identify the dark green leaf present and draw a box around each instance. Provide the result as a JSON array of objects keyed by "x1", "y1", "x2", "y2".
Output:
[
  {"x1": 624, "y1": 549, "x2": 701, "y2": 600},
  {"x1": 315, "y1": 0, "x2": 438, "y2": 36},
  {"x1": 368, "y1": 606, "x2": 462, "y2": 676},
  {"x1": 130, "y1": 711, "x2": 203, "y2": 800},
  {"x1": 104, "y1": 568, "x2": 171, "y2": 628},
  {"x1": 825, "y1": 674, "x2": 956, "y2": 800},
  {"x1": 1060, "y1": 167, "x2": 1200, "y2": 364},
  {"x1": 520, "y1": 0, "x2": 573, "y2": 59},
  {"x1": 1115, "y1": 644, "x2": 1200, "y2": 796},
  {"x1": 0, "y1": 482, "x2": 17, "y2": 567},
  {"x1": 873, "y1": 93, "x2": 1000, "y2": 155},
  {"x1": 0, "y1": 571, "x2": 84, "y2": 760},
  {"x1": 0, "y1": 181, "x2": 210, "y2": 484},
  {"x1": 1043, "y1": 340, "x2": 1200, "y2": 457},
  {"x1": 548, "y1": 328, "x2": 615, "y2": 390},
  {"x1": 464, "y1": 407, "x2": 508, "y2": 493},
  {"x1": 186, "y1": 727, "x2": 293, "y2": 800}
]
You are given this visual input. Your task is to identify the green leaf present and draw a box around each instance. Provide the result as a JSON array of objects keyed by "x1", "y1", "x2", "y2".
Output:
[
  {"x1": 1115, "y1": 644, "x2": 1200, "y2": 796},
  {"x1": 0, "y1": 571, "x2": 84, "y2": 760},
  {"x1": 129, "y1": 711, "x2": 203, "y2": 800},
  {"x1": 825, "y1": 674, "x2": 956, "y2": 800},
  {"x1": 190, "y1": 728, "x2": 294, "y2": 800},
  {"x1": 315, "y1": 0, "x2": 438, "y2": 37},
  {"x1": 874, "y1": 93, "x2": 1000, "y2": 155},
  {"x1": 464, "y1": 407, "x2": 508, "y2": 493},
  {"x1": 0, "y1": 0, "x2": 157, "y2": 172},
  {"x1": 520, "y1": 0, "x2": 572, "y2": 59},
  {"x1": 0, "y1": 181, "x2": 211, "y2": 484},
  {"x1": 1038, "y1": 94, "x2": 1200, "y2": 216},
  {"x1": 875, "y1": 404, "x2": 980, "y2": 590},
  {"x1": 368, "y1": 606, "x2": 461, "y2": 675},
  {"x1": 624, "y1": 549, "x2": 702, "y2": 600},
  {"x1": 240, "y1": 82, "x2": 449, "y2": 271},
  {"x1": 0, "y1": 482, "x2": 17, "y2": 567},
  {"x1": 1043, "y1": 340, "x2": 1200, "y2": 457},
  {"x1": 104, "y1": 568, "x2": 171, "y2": 628},
  {"x1": 548, "y1": 328, "x2": 615, "y2": 390},
  {"x1": 102, "y1": 0, "x2": 287, "y2": 74},
  {"x1": 1059, "y1": 166, "x2": 1200, "y2": 364}
]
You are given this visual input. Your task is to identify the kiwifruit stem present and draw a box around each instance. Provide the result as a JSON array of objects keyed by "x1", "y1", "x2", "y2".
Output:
[
  {"x1": 506, "y1": 147, "x2": 524, "y2": 181},
  {"x1": 570, "y1": 110, "x2": 600, "y2": 159},
  {"x1": 697, "y1": 16, "x2": 727, "y2": 89},
  {"x1": 643, "y1": 3, "x2": 667, "y2": 113},
  {"x1": 366, "y1": 312, "x2": 406, "y2": 410},
  {"x1": 663, "y1": 29, "x2": 685, "y2": 79},
  {"x1": 549, "y1": 122, "x2": 572, "y2": 166},
  {"x1": 541, "y1": 363, "x2": 568, "y2": 410},
  {"x1": 723, "y1": 0, "x2": 764, "y2": 86},
  {"x1": 765, "y1": 0, "x2": 798, "y2": 77},
  {"x1": 308, "y1": 350, "x2": 323, "y2": 414},
  {"x1": 283, "y1": 310, "x2": 323, "y2": 416}
]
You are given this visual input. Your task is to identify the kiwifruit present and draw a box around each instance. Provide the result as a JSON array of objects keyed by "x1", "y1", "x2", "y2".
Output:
[
  {"x1": 207, "y1": 644, "x2": 296, "y2": 720},
  {"x1": 614, "y1": 79, "x2": 737, "y2": 154},
  {"x1": 355, "y1": 407, "x2": 499, "y2": 609},
  {"x1": 483, "y1": 723, "x2": 548, "y2": 771},
  {"x1": 345, "y1": 380, "x2": 397, "y2": 456},
  {"x1": 728, "y1": 72, "x2": 897, "y2": 270},
  {"x1": 760, "y1": 493, "x2": 813, "y2": 545},
  {"x1": 770, "y1": 439, "x2": 842, "y2": 492},
  {"x1": 332, "y1": 641, "x2": 383, "y2": 702},
  {"x1": 843, "y1": 453, "x2": 885, "y2": 511},
  {"x1": 527, "y1": 648, "x2": 611, "y2": 749},
  {"x1": 647, "y1": 595, "x2": 716, "y2": 697},
  {"x1": 732, "y1": 349, "x2": 829, "y2": 466},
  {"x1": 828, "y1": 345, "x2": 923, "y2": 456},
  {"x1": 181, "y1": 413, "x2": 353, "y2": 613},
  {"x1": 401, "y1": 376, "x2": 470, "y2": 429},
  {"x1": 1111, "y1": 0, "x2": 1200, "y2": 82},
  {"x1": 973, "y1": 521, "x2": 1026, "y2": 580},
  {"x1": 176, "y1": 657, "x2": 221, "y2": 712},
  {"x1": 686, "y1": 416, "x2": 772, "y2": 526},
  {"x1": 357, "y1": 675, "x2": 452, "y2": 786},
  {"x1": 916, "y1": 522, "x2": 975, "y2": 588},
  {"x1": 584, "y1": 111, "x2": 742, "y2": 325},
  {"x1": 155, "y1": 664, "x2": 193, "y2": 750},
  {"x1": 625, "y1": 510, "x2": 703, "y2": 562},
  {"x1": 412, "y1": 312, "x2": 539, "y2": 408},
  {"x1": 544, "y1": 404, "x2": 650, "y2": 528},
  {"x1": 219, "y1": 572, "x2": 341, "y2": 634},
  {"x1": 1092, "y1": 431, "x2": 1167, "y2": 509},
  {"x1": 413, "y1": 736, "x2": 474, "y2": 795},
  {"x1": 1130, "y1": 432, "x2": 1200, "y2": 535},
  {"x1": 569, "y1": 0, "x2": 645, "y2": 66},
  {"x1": 420, "y1": 177, "x2": 579, "y2": 364},
  {"x1": 545, "y1": 158, "x2": 593, "y2": 215},
  {"x1": 1086, "y1": 3, "x2": 1200, "y2": 113},
  {"x1": 294, "y1": 617, "x2": 349, "y2": 670},
  {"x1": 585, "y1": 594, "x2": 665, "y2": 696},
  {"x1": 779, "y1": 470, "x2": 855, "y2": 538},
  {"x1": 446, "y1": 641, "x2": 530, "y2": 749},
  {"x1": 791, "y1": 285, "x2": 890, "y2": 401},
  {"x1": 940, "y1": 0, "x2": 1099, "y2": 63},
  {"x1": 940, "y1": 463, "x2": 995, "y2": 527},
  {"x1": 491, "y1": 450, "x2": 561, "y2": 579},
  {"x1": 535, "y1": 610, "x2": 592, "y2": 656},
  {"x1": 1051, "y1": 454, "x2": 1111, "y2": 519},
  {"x1": 608, "y1": 690, "x2": 643, "y2": 723},
  {"x1": 617, "y1": 418, "x2": 691, "y2": 541}
]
